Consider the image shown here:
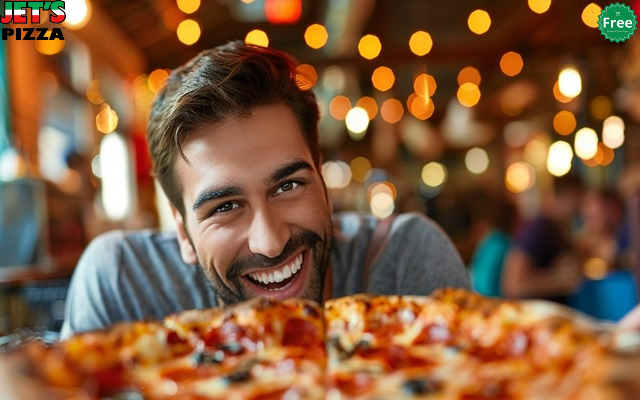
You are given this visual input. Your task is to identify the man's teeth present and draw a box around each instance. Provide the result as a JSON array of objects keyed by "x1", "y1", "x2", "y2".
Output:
[{"x1": 248, "y1": 254, "x2": 303, "y2": 284}]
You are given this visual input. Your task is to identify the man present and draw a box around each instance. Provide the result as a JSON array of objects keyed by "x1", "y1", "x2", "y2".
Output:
[
  {"x1": 501, "y1": 173, "x2": 584, "y2": 305},
  {"x1": 60, "y1": 41, "x2": 469, "y2": 338}
]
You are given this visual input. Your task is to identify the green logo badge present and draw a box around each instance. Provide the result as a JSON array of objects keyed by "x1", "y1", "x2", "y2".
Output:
[{"x1": 598, "y1": 3, "x2": 637, "y2": 42}]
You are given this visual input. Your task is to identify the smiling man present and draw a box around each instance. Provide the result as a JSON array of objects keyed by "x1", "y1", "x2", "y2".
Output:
[{"x1": 60, "y1": 41, "x2": 470, "y2": 338}]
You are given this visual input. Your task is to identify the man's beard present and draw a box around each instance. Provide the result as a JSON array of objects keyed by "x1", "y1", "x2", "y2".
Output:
[{"x1": 196, "y1": 225, "x2": 333, "y2": 305}]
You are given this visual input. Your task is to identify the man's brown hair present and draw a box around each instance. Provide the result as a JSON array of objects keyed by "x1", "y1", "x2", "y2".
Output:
[{"x1": 147, "y1": 41, "x2": 320, "y2": 216}]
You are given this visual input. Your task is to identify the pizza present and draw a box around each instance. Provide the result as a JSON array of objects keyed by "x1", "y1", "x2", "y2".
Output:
[{"x1": 1, "y1": 288, "x2": 636, "y2": 399}]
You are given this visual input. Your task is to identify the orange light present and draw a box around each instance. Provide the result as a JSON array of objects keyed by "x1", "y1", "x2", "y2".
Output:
[
  {"x1": 356, "y1": 96, "x2": 378, "y2": 120},
  {"x1": 358, "y1": 34, "x2": 382, "y2": 60},
  {"x1": 296, "y1": 64, "x2": 317, "y2": 90},
  {"x1": 380, "y1": 98, "x2": 404, "y2": 124},
  {"x1": 457, "y1": 66, "x2": 481, "y2": 86},
  {"x1": 371, "y1": 66, "x2": 395, "y2": 92},
  {"x1": 265, "y1": 0, "x2": 302, "y2": 24},
  {"x1": 553, "y1": 81, "x2": 573, "y2": 103},
  {"x1": 413, "y1": 73, "x2": 437, "y2": 98},
  {"x1": 329, "y1": 95, "x2": 352, "y2": 120},
  {"x1": 500, "y1": 51, "x2": 524, "y2": 77},
  {"x1": 409, "y1": 31, "x2": 433, "y2": 56},
  {"x1": 409, "y1": 94, "x2": 434, "y2": 120},
  {"x1": 553, "y1": 110, "x2": 576, "y2": 135}
]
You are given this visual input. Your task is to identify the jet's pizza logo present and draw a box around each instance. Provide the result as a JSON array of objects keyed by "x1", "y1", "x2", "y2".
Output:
[{"x1": 1, "y1": 1, "x2": 66, "y2": 41}]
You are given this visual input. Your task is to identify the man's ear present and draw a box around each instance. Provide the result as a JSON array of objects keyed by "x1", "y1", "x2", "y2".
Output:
[{"x1": 172, "y1": 208, "x2": 198, "y2": 265}]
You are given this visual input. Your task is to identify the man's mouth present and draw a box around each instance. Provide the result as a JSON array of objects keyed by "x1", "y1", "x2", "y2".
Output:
[{"x1": 244, "y1": 253, "x2": 303, "y2": 291}]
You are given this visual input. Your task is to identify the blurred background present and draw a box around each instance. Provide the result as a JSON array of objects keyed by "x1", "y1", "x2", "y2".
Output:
[{"x1": 1, "y1": 0, "x2": 640, "y2": 337}]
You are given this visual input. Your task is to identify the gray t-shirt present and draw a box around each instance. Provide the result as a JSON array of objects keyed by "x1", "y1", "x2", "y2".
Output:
[{"x1": 61, "y1": 212, "x2": 470, "y2": 338}]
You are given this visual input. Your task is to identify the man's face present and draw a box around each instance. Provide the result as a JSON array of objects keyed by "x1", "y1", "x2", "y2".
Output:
[{"x1": 174, "y1": 103, "x2": 333, "y2": 305}]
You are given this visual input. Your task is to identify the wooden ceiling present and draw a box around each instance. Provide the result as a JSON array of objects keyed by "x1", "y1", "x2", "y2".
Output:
[{"x1": 92, "y1": 0, "x2": 627, "y2": 123}]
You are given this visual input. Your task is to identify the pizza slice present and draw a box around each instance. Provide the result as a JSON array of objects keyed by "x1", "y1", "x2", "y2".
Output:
[
  {"x1": 162, "y1": 297, "x2": 327, "y2": 399},
  {"x1": 323, "y1": 288, "x2": 620, "y2": 399}
]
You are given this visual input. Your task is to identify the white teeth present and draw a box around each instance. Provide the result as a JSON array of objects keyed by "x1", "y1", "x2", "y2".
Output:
[{"x1": 247, "y1": 254, "x2": 303, "y2": 285}]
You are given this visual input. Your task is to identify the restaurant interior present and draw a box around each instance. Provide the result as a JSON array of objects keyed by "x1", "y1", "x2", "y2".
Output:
[{"x1": 1, "y1": 0, "x2": 640, "y2": 339}]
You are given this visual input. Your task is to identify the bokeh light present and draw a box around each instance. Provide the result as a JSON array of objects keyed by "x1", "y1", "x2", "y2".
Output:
[
  {"x1": 177, "y1": 19, "x2": 201, "y2": 45},
  {"x1": 523, "y1": 139, "x2": 548, "y2": 166},
  {"x1": 500, "y1": 51, "x2": 524, "y2": 77},
  {"x1": 356, "y1": 97, "x2": 378, "y2": 120},
  {"x1": 35, "y1": 37, "x2": 65, "y2": 55},
  {"x1": 322, "y1": 160, "x2": 352, "y2": 189},
  {"x1": 305, "y1": 24, "x2": 329, "y2": 49},
  {"x1": 358, "y1": 34, "x2": 382, "y2": 60},
  {"x1": 296, "y1": 64, "x2": 318, "y2": 90},
  {"x1": 558, "y1": 66, "x2": 582, "y2": 98},
  {"x1": 528, "y1": 0, "x2": 551, "y2": 14},
  {"x1": 345, "y1": 107, "x2": 370, "y2": 139},
  {"x1": 245, "y1": 29, "x2": 269, "y2": 47},
  {"x1": 582, "y1": 3, "x2": 602, "y2": 28},
  {"x1": 505, "y1": 162, "x2": 535, "y2": 193},
  {"x1": 553, "y1": 110, "x2": 577, "y2": 135},
  {"x1": 371, "y1": 66, "x2": 395, "y2": 92},
  {"x1": 574, "y1": 127, "x2": 598, "y2": 160},
  {"x1": 590, "y1": 96, "x2": 613, "y2": 120},
  {"x1": 148, "y1": 69, "x2": 170, "y2": 93},
  {"x1": 177, "y1": 0, "x2": 201, "y2": 14},
  {"x1": 468, "y1": 9, "x2": 491, "y2": 34},
  {"x1": 350, "y1": 157, "x2": 372, "y2": 182},
  {"x1": 458, "y1": 66, "x2": 481, "y2": 86},
  {"x1": 457, "y1": 82, "x2": 481, "y2": 107},
  {"x1": 602, "y1": 115, "x2": 625, "y2": 149},
  {"x1": 465, "y1": 147, "x2": 490, "y2": 175},
  {"x1": 409, "y1": 31, "x2": 433, "y2": 56},
  {"x1": 380, "y1": 99, "x2": 404, "y2": 124},
  {"x1": 96, "y1": 104, "x2": 119, "y2": 134},
  {"x1": 421, "y1": 162, "x2": 447, "y2": 187},
  {"x1": 413, "y1": 73, "x2": 437, "y2": 98},
  {"x1": 547, "y1": 140, "x2": 574, "y2": 176},
  {"x1": 329, "y1": 95, "x2": 352, "y2": 120}
]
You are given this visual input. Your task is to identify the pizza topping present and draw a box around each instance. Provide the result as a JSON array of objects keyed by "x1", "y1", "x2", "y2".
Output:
[
  {"x1": 401, "y1": 377, "x2": 441, "y2": 395},
  {"x1": 193, "y1": 350, "x2": 226, "y2": 365},
  {"x1": 10, "y1": 289, "x2": 622, "y2": 400},
  {"x1": 281, "y1": 318, "x2": 320, "y2": 348}
]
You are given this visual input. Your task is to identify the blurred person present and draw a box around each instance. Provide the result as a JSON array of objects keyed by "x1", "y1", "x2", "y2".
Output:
[
  {"x1": 575, "y1": 187, "x2": 626, "y2": 271},
  {"x1": 501, "y1": 173, "x2": 584, "y2": 305},
  {"x1": 468, "y1": 190, "x2": 519, "y2": 298},
  {"x1": 59, "y1": 41, "x2": 470, "y2": 338}
]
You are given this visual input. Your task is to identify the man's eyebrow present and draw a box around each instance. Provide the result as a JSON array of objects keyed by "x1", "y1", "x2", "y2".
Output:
[
  {"x1": 192, "y1": 186, "x2": 242, "y2": 211},
  {"x1": 267, "y1": 159, "x2": 314, "y2": 185}
]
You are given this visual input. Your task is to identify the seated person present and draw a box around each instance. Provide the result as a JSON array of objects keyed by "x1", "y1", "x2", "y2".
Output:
[{"x1": 61, "y1": 41, "x2": 470, "y2": 338}]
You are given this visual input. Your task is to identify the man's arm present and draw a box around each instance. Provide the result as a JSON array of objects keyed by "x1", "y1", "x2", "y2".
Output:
[
  {"x1": 60, "y1": 231, "x2": 128, "y2": 338},
  {"x1": 501, "y1": 248, "x2": 581, "y2": 299}
]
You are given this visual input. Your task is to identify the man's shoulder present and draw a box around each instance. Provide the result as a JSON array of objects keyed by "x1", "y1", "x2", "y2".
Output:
[
  {"x1": 332, "y1": 211, "x2": 433, "y2": 237},
  {"x1": 89, "y1": 229, "x2": 178, "y2": 251}
]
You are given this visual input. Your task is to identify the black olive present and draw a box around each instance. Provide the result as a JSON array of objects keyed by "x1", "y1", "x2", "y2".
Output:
[
  {"x1": 217, "y1": 342, "x2": 243, "y2": 354},
  {"x1": 193, "y1": 349, "x2": 225, "y2": 364},
  {"x1": 303, "y1": 304, "x2": 320, "y2": 318},
  {"x1": 223, "y1": 369, "x2": 251, "y2": 383},
  {"x1": 402, "y1": 377, "x2": 440, "y2": 395}
]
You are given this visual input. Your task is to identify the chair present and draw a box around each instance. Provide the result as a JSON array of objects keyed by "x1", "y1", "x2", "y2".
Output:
[{"x1": 569, "y1": 270, "x2": 639, "y2": 322}]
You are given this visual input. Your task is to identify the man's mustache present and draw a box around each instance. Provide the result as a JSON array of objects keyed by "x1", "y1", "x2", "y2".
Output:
[{"x1": 226, "y1": 230, "x2": 321, "y2": 279}]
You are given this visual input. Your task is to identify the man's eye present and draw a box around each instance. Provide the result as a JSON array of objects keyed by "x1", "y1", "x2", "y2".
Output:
[
  {"x1": 274, "y1": 181, "x2": 300, "y2": 195},
  {"x1": 212, "y1": 202, "x2": 237, "y2": 214}
]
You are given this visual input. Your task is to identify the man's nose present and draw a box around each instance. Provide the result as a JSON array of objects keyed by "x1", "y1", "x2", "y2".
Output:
[{"x1": 247, "y1": 208, "x2": 290, "y2": 258}]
